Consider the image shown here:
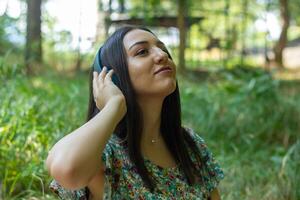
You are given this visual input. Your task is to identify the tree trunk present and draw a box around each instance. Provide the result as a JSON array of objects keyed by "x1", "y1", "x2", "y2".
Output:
[
  {"x1": 177, "y1": 0, "x2": 187, "y2": 72},
  {"x1": 25, "y1": 0, "x2": 42, "y2": 75},
  {"x1": 95, "y1": 0, "x2": 106, "y2": 43},
  {"x1": 223, "y1": 0, "x2": 230, "y2": 68},
  {"x1": 273, "y1": 0, "x2": 289, "y2": 68},
  {"x1": 240, "y1": 0, "x2": 248, "y2": 67},
  {"x1": 75, "y1": 1, "x2": 83, "y2": 72},
  {"x1": 264, "y1": 0, "x2": 271, "y2": 70},
  {"x1": 118, "y1": 0, "x2": 125, "y2": 13}
]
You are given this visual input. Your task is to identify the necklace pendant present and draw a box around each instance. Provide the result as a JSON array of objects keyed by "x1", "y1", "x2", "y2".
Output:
[{"x1": 151, "y1": 139, "x2": 156, "y2": 143}]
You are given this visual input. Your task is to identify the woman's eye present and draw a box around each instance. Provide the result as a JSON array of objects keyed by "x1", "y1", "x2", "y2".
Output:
[{"x1": 136, "y1": 49, "x2": 148, "y2": 56}]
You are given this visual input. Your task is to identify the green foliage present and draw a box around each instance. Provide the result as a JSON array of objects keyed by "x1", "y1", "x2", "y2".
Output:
[
  {"x1": 181, "y1": 66, "x2": 300, "y2": 145},
  {"x1": 128, "y1": 0, "x2": 177, "y2": 17},
  {"x1": 0, "y1": 14, "x2": 20, "y2": 55},
  {"x1": 0, "y1": 50, "x2": 25, "y2": 80},
  {"x1": 0, "y1": 59, "x2": 299, "y2": 200},
  {"x1": 0, "y1": 70, "x2": 88, "y2": 199},
  {"x1": 180, "y1": 67, "x2": 300, "y2": 200},
  {"x1": 288, "y1": 0, "x2": 300, "y2": 26}
]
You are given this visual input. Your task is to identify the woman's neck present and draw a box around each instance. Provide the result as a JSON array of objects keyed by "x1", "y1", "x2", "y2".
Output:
[{"x1": 137, "y1": 96, "x2": 163, "y2": 144}]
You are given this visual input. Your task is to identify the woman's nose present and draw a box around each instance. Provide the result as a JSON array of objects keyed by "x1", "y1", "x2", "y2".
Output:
[{"x1": 153, "y1": 47, "x2": 168, "y2": 64}]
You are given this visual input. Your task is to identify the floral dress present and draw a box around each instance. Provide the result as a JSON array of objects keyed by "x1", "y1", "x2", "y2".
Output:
[{"x1": 49, "y1": 128, "x2": 224, "y2": 199}]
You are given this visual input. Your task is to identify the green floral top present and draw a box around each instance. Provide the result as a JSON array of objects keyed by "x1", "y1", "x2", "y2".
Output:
[{"x1": 49, "y1": 128, "x2": 224, "y2": 199}]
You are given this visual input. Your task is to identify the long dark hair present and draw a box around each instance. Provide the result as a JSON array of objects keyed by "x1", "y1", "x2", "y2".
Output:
[{"x1": 86, "y1": 25, "x2": 204, "y2": 192}]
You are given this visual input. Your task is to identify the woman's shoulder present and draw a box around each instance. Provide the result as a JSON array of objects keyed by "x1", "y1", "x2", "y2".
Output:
[
  {"x1": 101, "y1": 133, "x2": 130, "y2": 169},
  {"x1": 183, "y1": 127, "x2": 207, "y2": 145},
  {"x1": 183, "y1": 126, "x2": 218, "y2": 159},
  {"x1": 103, "y1": 133, "x2": 127, "y2": 155}
]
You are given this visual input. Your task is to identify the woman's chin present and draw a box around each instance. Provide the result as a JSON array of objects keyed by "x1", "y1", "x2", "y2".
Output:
[
  {"x1": 162, "y1": 82, "x2": 177, "y2": 96},
  {"x1": 135, "y1": 80, "x2": 177, "y2": 98}
]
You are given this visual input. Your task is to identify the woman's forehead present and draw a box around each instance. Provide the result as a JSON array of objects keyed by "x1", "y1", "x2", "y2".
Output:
[{"x1": 123, "y1": 29, "x2": 158, "y2": 50}]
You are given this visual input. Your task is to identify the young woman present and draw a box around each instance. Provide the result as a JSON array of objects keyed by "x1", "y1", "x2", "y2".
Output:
[{"x1": 46, "y1": 25, "x2": 224, "y2": 200}]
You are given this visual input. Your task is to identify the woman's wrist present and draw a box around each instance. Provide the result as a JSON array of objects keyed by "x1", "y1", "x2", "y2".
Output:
[{"x1": 105, "y1": 96, "x2": 127, "y2": 122}]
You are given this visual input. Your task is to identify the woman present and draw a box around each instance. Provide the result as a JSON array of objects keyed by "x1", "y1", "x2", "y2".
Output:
[{"x1": 46, "y1": 25, "x2": 224, "y2": 200}]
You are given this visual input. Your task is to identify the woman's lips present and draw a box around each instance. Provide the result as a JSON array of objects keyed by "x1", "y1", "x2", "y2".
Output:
[{"x1": 154, "y1": 66, "x2": 172, "y2": 74}]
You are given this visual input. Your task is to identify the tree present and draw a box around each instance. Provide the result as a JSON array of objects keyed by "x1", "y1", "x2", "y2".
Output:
[
  {"x1": 273, "y1": 0, "x2": 290, "y2": 68},
  {"x1": 240, "y1": 0, "x2": 249, "y2": 66},
  {"x1": 25, "y1": 0, "x2": 42, "y2": 74},
  {"x1": 177, "y1": 0, "x2": 187, "y2": 72}
]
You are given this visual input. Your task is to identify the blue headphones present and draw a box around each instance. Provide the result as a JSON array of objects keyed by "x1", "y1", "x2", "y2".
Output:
[{"x1": 93, "y1": 47, "x2": 120, "y2": 86}]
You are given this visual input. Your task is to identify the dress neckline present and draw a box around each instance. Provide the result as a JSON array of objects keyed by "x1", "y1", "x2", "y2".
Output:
[
  {"x1": 143, "y1": 156, "x2": 179, "y2": 171},
  {"x1": 112, "y1": 134, "x2": 179, "y2": 171}
]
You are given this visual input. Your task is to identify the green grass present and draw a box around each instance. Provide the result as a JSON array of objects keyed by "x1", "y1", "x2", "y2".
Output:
[
  {"x1": 0, "y1": 63, "x2": 299, "y2": 199},
  {"x1": 0, "y1": 69, "x2": 89, "y2": 199},
  {"x1": 180, "y1": 67, "x2": 300, "y2": 200}
]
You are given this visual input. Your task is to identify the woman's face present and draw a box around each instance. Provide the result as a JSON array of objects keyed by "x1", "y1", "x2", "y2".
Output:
[{"x1": 123, "y1": 29, "x2": 177, "y2": 99}]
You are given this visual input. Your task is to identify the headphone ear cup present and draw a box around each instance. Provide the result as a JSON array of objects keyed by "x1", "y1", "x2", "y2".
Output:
[
  {"x1": 93, "y1": 47, "x2": 121, "y2": 86},
  {"x1": 93, "y1": 48, "x2": 103, "y2": 73},
  {"x1": 111, "y1": 73, "x2": 120, "y2": 86}
]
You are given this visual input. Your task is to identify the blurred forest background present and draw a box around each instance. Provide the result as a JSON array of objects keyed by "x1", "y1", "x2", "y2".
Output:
[{"x1": 1, "y1": 0, "x2": 300, "y2": 199}]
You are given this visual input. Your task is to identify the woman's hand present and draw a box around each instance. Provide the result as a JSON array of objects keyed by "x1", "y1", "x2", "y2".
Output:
[{"x1": 93, "y1": 67, "x2": 127, "y2": 117}]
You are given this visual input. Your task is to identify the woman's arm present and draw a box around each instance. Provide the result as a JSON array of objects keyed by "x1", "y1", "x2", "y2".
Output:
[
  {"x1": 209, "y1": 188, "x2": 221, "y2": 200},
  {"x1": 46, "y1": 69, "x2": 126, "y2": 190},
  {"x1": 46, "y1": 97, "x2": 125, "y2": 190}
]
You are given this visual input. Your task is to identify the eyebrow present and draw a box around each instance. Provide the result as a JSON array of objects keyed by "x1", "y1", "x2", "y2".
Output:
[{"x1": 128, "y1": 40, "x2": 165, "y2": 51}]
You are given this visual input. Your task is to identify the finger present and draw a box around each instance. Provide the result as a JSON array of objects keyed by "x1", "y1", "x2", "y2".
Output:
[
  {"x1": 93, "y1": 71, "x2": 97, "y2": 78},
  {"x1": 104, "y1": 69, "x2": 114, "y2": 82},
  {"x1": 93, "y1": 71, "x2": 97, "y2": 86},
  {"x1": 99, "y1": 66, "x2": 107, "y2": 81},
  {"x1": 92, "y1": 81, "x2": 98, "y2": 98},
  {"x1": 93, "y1": 72, "x2": 99, "y2": 95}
]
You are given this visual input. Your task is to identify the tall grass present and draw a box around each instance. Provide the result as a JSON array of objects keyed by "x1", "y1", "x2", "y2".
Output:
[
  {"x1": 0, "y1": 61, "x2": 89, "y2": 199},
  {"x1": 0, "y1": 61, "x2": 299, "y2": 199},
  {"x1": 180, "y1": 67, "x2": 300, "y2": 200}
]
